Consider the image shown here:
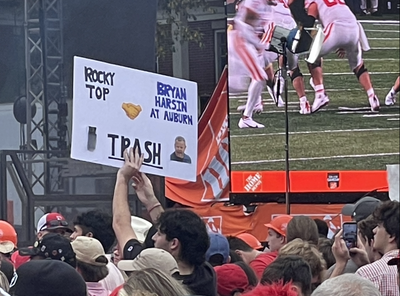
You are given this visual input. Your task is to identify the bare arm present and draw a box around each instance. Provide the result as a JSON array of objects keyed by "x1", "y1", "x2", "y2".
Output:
[
  {"x1": 112, "y1": 147, "x2": 144, "y2": 256},
  {"x1": 329, "y1": 229, "x2": 350, "y2": 278},
  {"x1": 132, "y1": 172, "x2": 164, "y2": 223}
]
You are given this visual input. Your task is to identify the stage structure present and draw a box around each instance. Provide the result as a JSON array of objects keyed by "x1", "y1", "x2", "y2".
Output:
[
  {"x1": 0, "y1": 0, "x2": 160, "y2": 244},
  {"x1": 23, "y1": 0, "x2": 67, "y2": 195}
]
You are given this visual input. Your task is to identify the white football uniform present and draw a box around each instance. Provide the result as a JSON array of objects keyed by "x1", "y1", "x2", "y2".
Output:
[
  {"x1": 305, "y1": 0, "x2": 370, "y2": 70},
  {"x1": 228, "y1": 0, "x2": 271, "y2": 123}
]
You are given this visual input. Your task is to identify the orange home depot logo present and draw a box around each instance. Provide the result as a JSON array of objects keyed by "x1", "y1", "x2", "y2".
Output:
[
  {"x1": 244, "y1": 172, "x2": 262, "y2": 192},
  {"x1": 272, "y1": 213, "x2": 344, "y2": 239},
  {"x1": 202, "y1": 216, "x2": 223, "y2": 233}
]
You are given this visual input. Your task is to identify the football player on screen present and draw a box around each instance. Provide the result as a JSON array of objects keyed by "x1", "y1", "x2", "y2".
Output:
[
  {"x1": 288, "y1": 0, "x2": 380, "y2": 113},
  {"x1": 228, "y1": 0, "x2": 277, "y2": 128}
]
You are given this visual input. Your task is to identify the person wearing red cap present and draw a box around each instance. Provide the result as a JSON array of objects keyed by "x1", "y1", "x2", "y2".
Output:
[
  {"x1": 10, "y1": 213, "x2": 72, "y2": 270},
  {"x1": 237, "y1": 233, "x2": 263, "y2": 251},
  {"x1": 0, "y1": 220, "x2": 18, "y2": 260},
  {"x1": 228, "y1": 236, "x2": 277, "y2": 279},
  {"x1": 264, "y1": 215, "x2": 293, "y2": 253},
  {"x1": 242, "y1": 282, "x2": 298, "y2": 296},
  {"x1": 36, "y1": 212, "x2": 72, "y2": 240},
  {"x1": 214, "y1": 263, "x2": 253, "y2": 296}
]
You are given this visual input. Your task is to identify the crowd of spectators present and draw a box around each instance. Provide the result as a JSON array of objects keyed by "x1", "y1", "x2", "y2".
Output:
[{"x1": 0, "y1": 147, "x2": 398, "y2": 296}]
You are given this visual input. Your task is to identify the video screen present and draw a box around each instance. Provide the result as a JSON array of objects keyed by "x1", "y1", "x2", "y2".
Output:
[{"x1": 227, "y1": 1, "x2": 399, "y2": 193}]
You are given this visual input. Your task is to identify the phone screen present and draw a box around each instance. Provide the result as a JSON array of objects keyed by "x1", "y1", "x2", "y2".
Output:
[{"x1": 342, "y1": 222, "x2": 358, "y2": 249}]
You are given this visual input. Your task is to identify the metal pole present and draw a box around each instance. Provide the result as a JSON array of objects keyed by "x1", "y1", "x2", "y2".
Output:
[
  {"x1": 281, "y1": 39, "x2": 291, "y2": 215},
  {"x1": 0, "y1": 152, "x2": 8, "y2": 220}
]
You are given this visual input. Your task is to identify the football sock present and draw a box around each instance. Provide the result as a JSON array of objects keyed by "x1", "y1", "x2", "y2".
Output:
[
  {"x1": 244, "y1": 80, "x2": 264, "y2": 118},
  {"x1": 367, "y1": 88, "x2": 375, "y2": 98}
]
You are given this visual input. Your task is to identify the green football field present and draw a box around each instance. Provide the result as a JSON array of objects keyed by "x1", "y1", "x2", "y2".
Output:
[{"x1": 229, "y1": 20, "x2": 400, "y2": 171}]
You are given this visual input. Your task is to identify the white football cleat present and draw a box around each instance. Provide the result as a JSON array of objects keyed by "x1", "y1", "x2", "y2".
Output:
[
  {"x1": 238, "y1": 117, "x2": 265, "y2": 128},
  {"x1": 369, "y1": 95, "x2": 380, "y2": 112},
  {"x1": 312, "y1": 94, "x2": 329, "y2": 113},
  {"x1": 299, "y1": 100, "x2": 311, "y2": 114},
  {"x1": 385, "y1": 92, "x2": 396, "y2": 106}
]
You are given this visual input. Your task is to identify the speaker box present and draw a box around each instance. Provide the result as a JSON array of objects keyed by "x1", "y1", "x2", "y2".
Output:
[
  {"x1": 0, "y1": 25, "x2": 25, "y2": 104},
  {"x1": 62, "y1": 0, "x2": 158, "y2": 98}
]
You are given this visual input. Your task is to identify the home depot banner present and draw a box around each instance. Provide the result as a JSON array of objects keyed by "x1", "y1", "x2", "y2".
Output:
[
  {"x1": 191, "y1": 203, "x2": 351, "y2": 241},
  {"x1": 165, "y1": 68, "x2": 230, "y2": 207}
]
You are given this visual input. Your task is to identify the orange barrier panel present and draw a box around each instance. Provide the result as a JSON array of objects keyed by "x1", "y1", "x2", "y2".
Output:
[{"x1": 230, "y1": 170, "x2": 388, "y2": 193}]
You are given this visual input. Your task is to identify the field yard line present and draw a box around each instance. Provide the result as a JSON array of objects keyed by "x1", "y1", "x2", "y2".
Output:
[
  {"x1": 361, "y1": 20, "x2": 400, "y2": 24},
  {"x1": 369, "y1": 47, "x2": 399, "y2": 49},
  {"x1": 230, "y1": 87, "x2": 393, "y2": 98},
  {"x1": 231, "y1": 152, "x2": 400, "y2": 165},
  {"x1": 230, "y1": 108, "x2": 400, "y2": 114},
  {"x1": 365, "y1": 29, "x2": 399, "y2": 32},
  {"x1": 368, "y1": 38, "x2": 400, "y2": 40},
  {"x1": 388, "y1": 118, "x2": 400, "y2": 121},
  {"x1": 301, "y1": 71, "x2": 398, "y2": 76},
  {"x1": 230, "y1": 127, "x2": 400, "y2": 138},
  {"x1": 363, "y1": 114, "x2": 400, "y2": 117},
  {"x1": 229, "y1": 109, "x2": 325, "y2": 114},
  {"x1": 324, "y1": 58, "x2": 398, "y2": 61}
]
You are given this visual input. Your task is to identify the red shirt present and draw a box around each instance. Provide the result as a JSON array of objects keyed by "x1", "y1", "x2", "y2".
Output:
[{"x1": 250, "y1": 251, "x2": 278, "y2": 279}]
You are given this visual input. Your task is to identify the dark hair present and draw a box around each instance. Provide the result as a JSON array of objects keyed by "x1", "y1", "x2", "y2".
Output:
[
  {"x1": 317, "y1": 238, "x2": 335, "y2": 269},
  {"x1": 373, "y1": 200, "x2": 400, "y2": 248},
  {"x1": 156, "y1": 209, "x2": 209, "y2": 267},
  {"x1": 234, "y1": 261, "x2": 258, "y2": 287},
  {"x1": 229, "y1": 249, "x2": 242, "y2": 263},
  {"x1": 208, "y1": 254, "x2": 225, "y2": 267},
  {"x1": 261, "y1": 255, "x2": 312, "y2": 296},
  {"x1": 358, "y1": 215, "x2": 378, "y2": 246},
  {"x1": 73, "y1": 210, "x2": 115, "y2": 253},
  {"x1": 286, "y1": 216, "x2": 319, "y2": 246},
  {"x1": 0, "y1": 258, "x2": 14, "y2": 283},
  {"x1": 76, "y1": 259, "x2": 109, "y2": 282},
  {"x1": 314, "y1": 219, "x2": 329, "y2": 238},
  {"x1": 227, "y1": 236, "x2": 253, "y2": 252},
  {"x1": 144, "y1": 225, "x2": 157, "y2": 249}
]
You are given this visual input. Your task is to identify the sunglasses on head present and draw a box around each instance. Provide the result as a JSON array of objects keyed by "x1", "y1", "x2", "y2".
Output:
[{"x1": 46, "y1": 219, "x2": 68, "y2": 228}]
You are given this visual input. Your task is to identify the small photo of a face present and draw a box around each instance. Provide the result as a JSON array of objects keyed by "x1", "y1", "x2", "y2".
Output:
[
  {"x1": 170, "y1": 136, "x2": 191, "y2": 164},
  {"x1": 174, "y1": 140, "x2": 186, "y2": 158}
]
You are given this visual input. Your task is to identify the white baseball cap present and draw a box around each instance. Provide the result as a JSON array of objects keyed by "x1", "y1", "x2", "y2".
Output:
[
  {"x1": 130, "y1": 216, "x2": 152, "y2": 243},
  {"x1": 118, "y1": 248, "x2": 179, "y2": 275}
]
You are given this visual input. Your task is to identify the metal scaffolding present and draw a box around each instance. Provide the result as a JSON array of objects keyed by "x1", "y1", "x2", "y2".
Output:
[{"x1": 24, "y1": 0, "x2": 67, "y2": 195}]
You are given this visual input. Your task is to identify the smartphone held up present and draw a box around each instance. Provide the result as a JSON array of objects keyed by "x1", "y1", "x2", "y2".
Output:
[{"x1": 342, "y1": 222, "x2": 358, "y2": 249}]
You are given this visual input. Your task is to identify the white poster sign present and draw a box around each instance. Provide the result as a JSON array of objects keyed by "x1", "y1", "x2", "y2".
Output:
[
  {"x1": 387, "y1": 164, "x2": 399, "y2": 202},
  {"x1": 71, "y1": 57, "x2": 198, "y2": 181}
]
